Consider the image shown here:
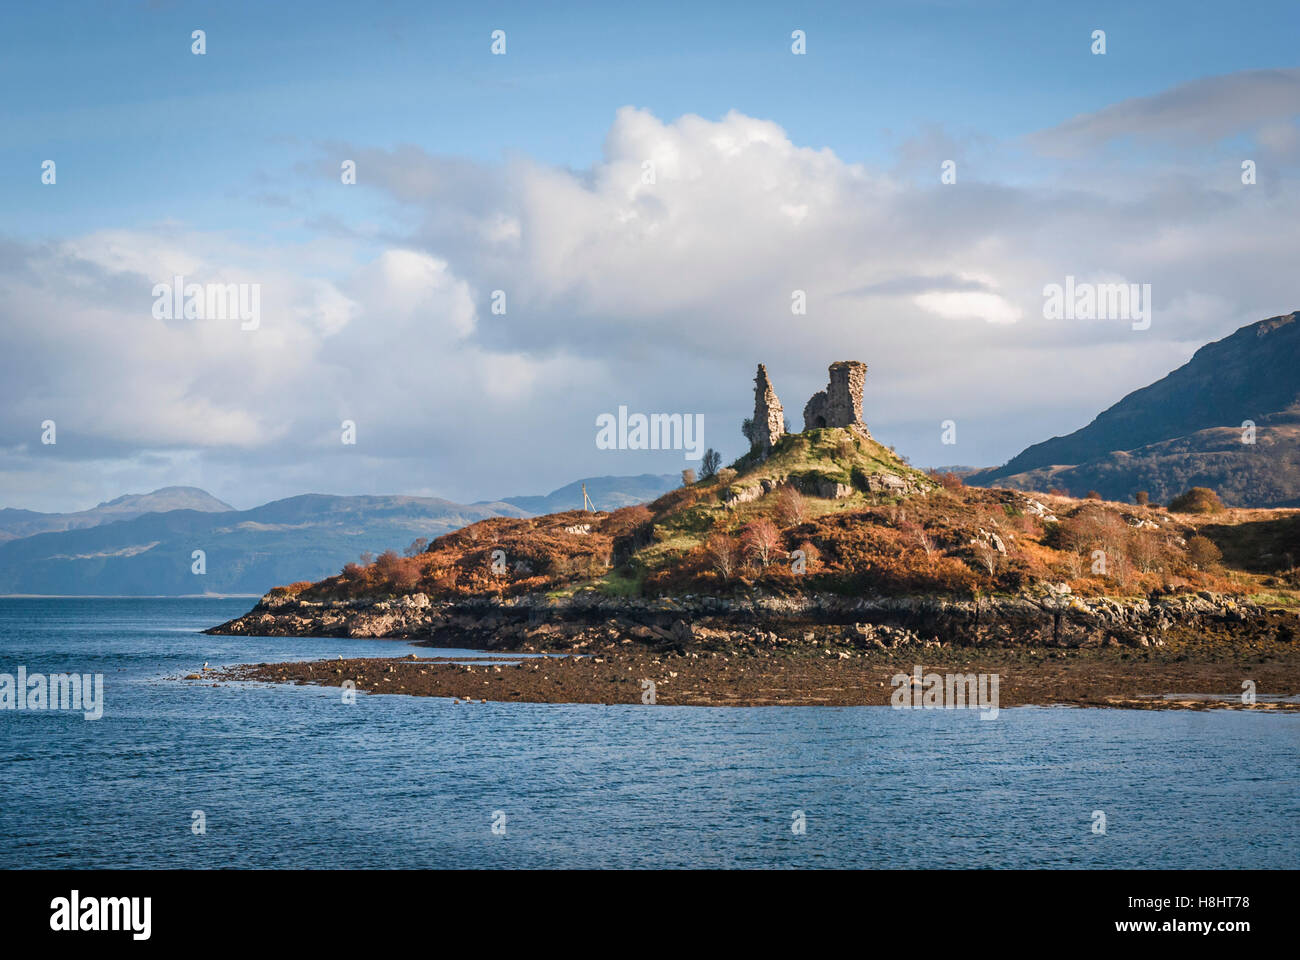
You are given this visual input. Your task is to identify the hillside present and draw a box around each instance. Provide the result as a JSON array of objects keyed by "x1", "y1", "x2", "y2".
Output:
[
  {"x1": 264, "y1": 426, "x2": 1297, "y2": 610},
  {"x1": 974, "y1": 411, "x2": 1300, "y2": 507},
  {"x1": 969, "y1": 310, "x2": 1300, "y2": 506}
]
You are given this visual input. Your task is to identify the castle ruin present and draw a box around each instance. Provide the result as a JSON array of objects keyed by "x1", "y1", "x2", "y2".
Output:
[
  {"x1": 752, "y1": 364, "x2": 785, "y2": 457},
  {"x1": 803, "y1": 361, "x2": 869, "y2": 437},
  {"x1": 748, "y1": 360, "x2": 870, "y2": 460}
]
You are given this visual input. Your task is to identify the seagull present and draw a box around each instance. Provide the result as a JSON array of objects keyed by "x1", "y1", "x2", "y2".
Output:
[{"x1": 202, "y1": 661, "x2": 210, "y2": 671}]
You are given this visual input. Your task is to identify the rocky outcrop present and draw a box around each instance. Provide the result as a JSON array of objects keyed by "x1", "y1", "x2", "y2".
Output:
[
  {"x1": 751, "y1": 364, "x2": 785, "y2": 458},
  {"x1": 801, "y1": 478, "x2": 853, "y2": 499},
  {"x1": 722, "y1": 478, "x2": 777, "y2": 509},
  {"x1": 861, "y1": 471, "x2": 924, "y2": 496},
  {"x1": 803, "y1": 361, "x2": 870, "y2": 437},
  {"x1": 207, "y1": 586, "x2": 1280, "y2": 653}
]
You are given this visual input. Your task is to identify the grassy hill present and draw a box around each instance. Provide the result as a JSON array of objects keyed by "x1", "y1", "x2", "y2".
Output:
[{"x1": 283, "y1": 427, "x2": 1300, "y2": 607}]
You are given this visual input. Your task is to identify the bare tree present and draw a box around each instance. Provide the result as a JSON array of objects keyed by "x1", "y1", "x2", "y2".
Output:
[
  {"x1": 776, "y1": 484, "x2": 806, "y2": 527},
  {"x1": 742, "y1": 519, "x2": 781, "y2": 568},
  {"x1": 701, "y1": 449, "x2": 722, "y2": 479},
  {"x1": 973, "y1": 539, "x2": 1000, "y2": 576},
  {"x1": 1129, "y1": 531, "x2": 1164, "y2": 573},
  {"x1": 899, "y1": 519, "x2": 936, "y2": 559},
  {"x1": 705, "y1": 532, "x2": 740, "y2": 579}
]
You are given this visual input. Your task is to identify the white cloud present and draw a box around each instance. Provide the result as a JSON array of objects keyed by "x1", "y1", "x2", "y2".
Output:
[
  {"x1": 1031, "y1": 68, "x2": 1300, "y2": 153},
  {"x1": 915, "y1": 290, "x2": 1023, "y2": 325},
  {"x1": 4, "y1": 83, "x2": 1299, "y2": 510}
]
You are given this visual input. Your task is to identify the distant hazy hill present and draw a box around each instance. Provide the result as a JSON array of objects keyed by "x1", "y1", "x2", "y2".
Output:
[
  {"x1": 0, "y1": 476, "x2": 681, "y2": 596},
  {"x1": 492, "y1": 474, "x2": 679, "y2": 515},
  {"x1": 0, "y1": 486, "x2": 233, "y2": 542},
  {"x1": 969, "y1": 310, "x2": 1300, "y2": 506},
  {"x1": 0, "y1": 494, "x2": 529, "y2": 596}
]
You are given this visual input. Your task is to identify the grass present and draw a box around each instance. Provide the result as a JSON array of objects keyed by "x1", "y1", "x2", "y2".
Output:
[
  {"x1": 728, "y1": 428, "x2": 932, "y2": 494},
  {"x1": 1248, "y1": 591, "x2": 1300, "y2": 608},
  {"x1": 595, "y1": 568, "x2": 644, "y2": 597},
  {"x1": 614, "y1": 427, "x2": 940, "y2": 579}
]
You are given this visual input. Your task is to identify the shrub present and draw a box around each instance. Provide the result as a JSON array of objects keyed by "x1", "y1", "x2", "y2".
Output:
[
  {"x1": 795, "y1": 540, "x2": 820, "y2": 574},
  {"x1": 268, "y1": 580, "x2": 313, "y2": 597},
  {"x1": 604, "y1": 505, "x2": 653, "y2": 539},
  {"x1": 775, "y1": 484, "x2": 807, "y2": 527},
  {"x1": 1185, "y1": 536, "x2": 1223, "y2": 570},
  {"x1": 1168, "y1": 487, "x2": 1225, "y2": 514},
  {"x1": 898, "y1": 517, "x2": 936, "y2": 559},
  {"x1": 681, "y1": 468, "x2": 697, "y2": 486},
  {"x1": 1085, "y1": 490, "x2": 1102, "y2": 500},
  {"x1": 1134, "y1": 491, "x2": 1149, "y2": 506}
]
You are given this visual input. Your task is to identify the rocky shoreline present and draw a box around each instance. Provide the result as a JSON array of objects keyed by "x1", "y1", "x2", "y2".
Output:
[
  {"x1": 206, "y1": 587, "x2": 1293, "y2": 654},
  {"x1": 208, "y1": 647, "x2": 1300, "y2": 710},
  {"x1": 203, "y1": 588, "x2": 1300, "y2": 709}
]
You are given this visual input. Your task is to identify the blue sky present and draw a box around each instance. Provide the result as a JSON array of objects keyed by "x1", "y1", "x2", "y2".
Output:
[
  {"x1": 2, "y1": 1, "x2": 1298, "y2": 510},
  {"x1": 7, "y1": 0, "x2": 1295, "y2": 236}
]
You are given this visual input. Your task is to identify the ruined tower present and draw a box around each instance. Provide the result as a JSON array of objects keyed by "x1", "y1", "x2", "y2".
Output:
[
  {"x1": 802, "y1": 361, "x2": 869, "y2": 437},
  {"x1": 752, "y1": 363, "x2": 785, "y2": 458}
]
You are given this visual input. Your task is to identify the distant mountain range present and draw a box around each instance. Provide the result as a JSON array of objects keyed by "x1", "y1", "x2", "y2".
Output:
[
  {"x1": 0, "y1": 486, "x2": 233, "y2": 542},
  {"x1": 0, "y1": 475, "x2": 678, "y2": 596},
  {"x1": 486, "y1": 473, "x2": 681, "y2": 515},
  {"x1": 968, "y1": 310, "x2": 1300, "y2": 506}
]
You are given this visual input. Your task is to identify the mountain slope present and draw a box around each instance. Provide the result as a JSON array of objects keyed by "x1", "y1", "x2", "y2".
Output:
[{"x1": 969, "y1": 310, "x2": 1300, "y2": 505}]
